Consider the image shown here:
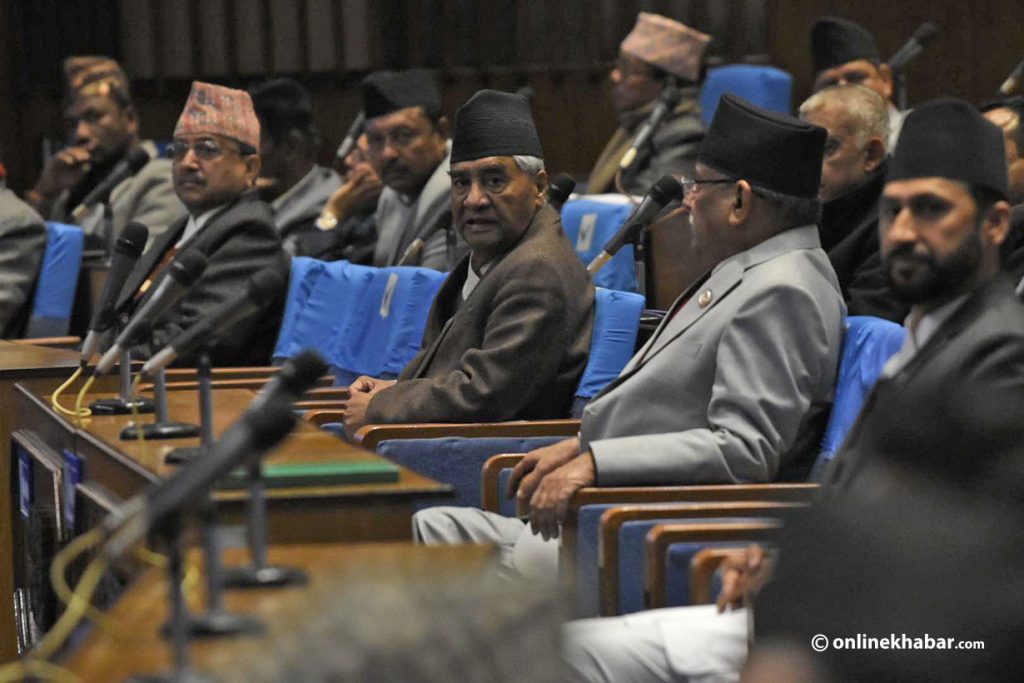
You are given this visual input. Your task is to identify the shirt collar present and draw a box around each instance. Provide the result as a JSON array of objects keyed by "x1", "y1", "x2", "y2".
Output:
[
  {"x1": 881, "y1": 293, "x2": 968, "y2": 377},
  {"x1": 176, "y1": 205, "x2": 223, "y2": 248}
]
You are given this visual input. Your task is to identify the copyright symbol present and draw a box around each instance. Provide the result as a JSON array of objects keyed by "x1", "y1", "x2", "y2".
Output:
[{"x1": 811, "y1": 634, "x2": 829, "y2": 652}]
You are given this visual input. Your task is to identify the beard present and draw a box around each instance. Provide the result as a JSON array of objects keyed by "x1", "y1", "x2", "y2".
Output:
[{"x1": 883, "y1": 229, "x2": 983, "y2": 305}]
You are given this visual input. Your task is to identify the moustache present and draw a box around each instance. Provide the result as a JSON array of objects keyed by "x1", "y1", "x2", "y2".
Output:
[
  {"x1": 175, "y1": 172, "x2": 205, "y2": 185},
  {"x1": 884, "y1": 242, "x2": 935, "y2": 266},
  {"x1": 381, "y1": 160, "x2": 407, "y2": 176}
]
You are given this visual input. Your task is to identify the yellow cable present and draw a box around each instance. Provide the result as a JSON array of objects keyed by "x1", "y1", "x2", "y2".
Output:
[
  {"x1": 0, "y1": 658, "x2": 80, "y2": 683},
  {"x1": 72, "y1": 375, "x2": 96, "y2": 423},
  {"x1": 50, "y1": 367, "x2": 85, "y2": 418},
  {"x1": 49, "y1": 529, "x2": 125, "y2": 637}
]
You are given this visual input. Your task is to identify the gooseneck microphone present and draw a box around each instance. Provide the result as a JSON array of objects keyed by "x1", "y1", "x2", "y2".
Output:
[
  {"x1": 80, "y1": 222, "x2": 149, "y2": 363},
  {"x1": 547, "y1": 173, "x2": 576, "y2": 212},
  {"x1": 334, "y1": 111, "x2": 366, "y2": 164},
  {"x1": 887, "y1": 22, "x2": 939, "y2": 72},
  {"x1": 1000, "y1": 56, "x2": 1024, "y2": 96},
  {"x1": 141, "y1": 268, "x2": 285, "y2": 375},
  {"x1": 619, "y1": 84, "x2": 683, "y2": 173},
  {"x1": 586, "y1": 175, "x2": 683, "y2": 275},
  {"x1": 71, "y1": 147, "x2": 151, "y2": 222},
  {"x1": 102, "y1": 351, "x2": 328, "y2": 558},
  {"x1": 93, "y1": 250, "x2": 208, "y2": 376}
]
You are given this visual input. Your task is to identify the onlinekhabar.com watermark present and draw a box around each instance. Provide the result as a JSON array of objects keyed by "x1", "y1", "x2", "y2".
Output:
[{"x1": 810, "y1": 634, "x2": 985, "y2": 652}]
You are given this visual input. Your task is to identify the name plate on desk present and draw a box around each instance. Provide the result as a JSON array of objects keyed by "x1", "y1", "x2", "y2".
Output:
[
  {"x1": 221, "y1": 461, "x2": 400, "y2": 489},
  {"x1": 63, "y1": 450, "x2": 85, "y2": 532}
]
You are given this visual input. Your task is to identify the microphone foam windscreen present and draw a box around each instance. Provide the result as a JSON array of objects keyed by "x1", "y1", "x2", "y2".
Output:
[
  {"x1": 651, "y1": 174, "x2": 684, "y2": 204},
  {"x1": 117, "y1": 222, "x2": 150, "y2": 256},
  {"x1": 248, "y1": 268, "x2": 286, "y2": 305},
  {"x1": 169, "y1": 250, "x2": 209, "y2": 286},
  {"x1": 126, "y1": 146, "x2": 152, "y2": 172},
  {"x1": 280, "y1": 350, "x2": 329, "y2": 394}
]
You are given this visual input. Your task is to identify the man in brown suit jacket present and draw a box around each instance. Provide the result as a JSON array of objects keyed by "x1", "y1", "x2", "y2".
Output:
[{"x1": 339, "y1": 90, "x2": 595, "y2": 434}]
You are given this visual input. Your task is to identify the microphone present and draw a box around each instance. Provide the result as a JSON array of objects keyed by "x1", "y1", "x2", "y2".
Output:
[
  {"x1": 547, "y1": 173, "x2": 576, "y2": 212},
  {"x1": 334, "y1": 111, "x2": 366, "y2": 164},
  {"x1": 1000, "y1": 56, "x2": 1024, "y2": 95},
  {"x1": 619, "y1": 84, "x2": 683, "y2": 172},
  {"x1": 396, "y1": 210, "x2": 452, "y2": 267},
  {"x1": 93, "y1": 250, "x2": 208, "y2": 376},
  {"x1": 80, "y1": 222, "x2": 149, "y2": 363},
  {"x1": 141, "y1": 268, "x2": 285, "y2": 375},
  {"x1": 70, "y1": 147, "x2": 151, "y2": 222},
  {"x1": 102, "y1": 351, "x2": 328, "y2": 557},
  {"x1": 586, "y1": 175, "x2": 682, "y2": 275},
  {"x1": 886, "y1": 22, "x2": 939, "y2": 72}
]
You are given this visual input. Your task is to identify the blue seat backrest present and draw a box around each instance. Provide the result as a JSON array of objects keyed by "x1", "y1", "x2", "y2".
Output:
[
  {"x1": 377, "y1": 435, "x2": 563, "y2": 510},
  {"x1": 272, "y1": 256, "x2": 326, "y2": 361},
  {"x1": 700, "y1": 65, "x2": 793, "y2": 126},
  {"x1": 26, "y1": 222, "x2": 84, "y2": 338},
  {"x1": 572, "y1": 288, "x2": 645, "y2": 416},
  {"x1": 811, "y1": 315, "x2": 905, "y2": 478},
  {"x1": 561, "y1": 196, "x2": 637, "y2": 293},
  {"x1": 331, "y1": 266, "x2": 445, "y2": 386}
]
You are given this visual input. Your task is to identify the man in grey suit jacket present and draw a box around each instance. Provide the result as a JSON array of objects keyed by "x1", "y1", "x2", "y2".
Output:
[
  {"x1": 339, "y1": 89, "x2": 594, "y2": 434},
  {"x1": 0, "y1": 172, "x2": 47, "y2": 338},
  {"x1": 26, "y1": 57, "x2": 184, "y2": 248},
  {"x1": 414, "y1": 94, "x2": 844, "y2": 581}
]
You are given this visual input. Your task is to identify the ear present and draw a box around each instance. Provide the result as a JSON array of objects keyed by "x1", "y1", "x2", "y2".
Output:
[
  {"x1": 434, "y1": 115, "x2": 450, "y2": 140},
  {"x1": 124, "y1": 105, "x2": 140, "y2": 137},
  {"x1": 728, "y1": 180, "x2": 753, "y2": 226},
  {"x1": 982, "y1": 200, "x2": 1011, "y2": 247},
  {"x1": 533, "y1": 169, "x2": 548, "y2": 208},
  {"x1": 876, "y1": 63, "x2": 895, "y2": 100},
  {"x1": 244, "y1": 154, "x2": 262, "y2": 186},
  {"x1": 863, "y1": 135, "x2": 886, "y2": 173}
]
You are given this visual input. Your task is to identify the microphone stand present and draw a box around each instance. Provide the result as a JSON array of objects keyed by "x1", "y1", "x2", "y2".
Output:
[
  {"x1": 120, "y1": 368, "x2": 200, "y2": 440},
  {"x1": 221, "y1": 455, "x2": 307, "y2": 589},
  {"x1": 633, "y1": 228, "x2": 648, "y2": 300},
  {"x1": 89, "y1": 316, "x2": 156, "y2": 416},
  {"x1": 894, "y1": 70, "x2": 909, "y2": 111},
  {"x1": 102, "y1": 200, "x2": 115, "y2": 260},
  {"x1": 127, "y1": 514, "x2": 215, "y2": 683},
  {"x1": 165, "y1": 349, "x2": 215, "y2": 464}
]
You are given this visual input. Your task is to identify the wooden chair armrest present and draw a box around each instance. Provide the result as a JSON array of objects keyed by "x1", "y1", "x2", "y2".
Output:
[
  {"x1": 560, "y1": 483, "x2": 816, "y2": 587},
  {"x1": 645, "y1": 521, "x2": 780, "y2": 609},
  {"x1": 304, "y1": 410, "x2": 346, "y2": 426},
  {"x1": 481, "y1": 453, "x2": 527, "y2": 513},
  {"x1": 158, "y1": 374, "x2": 333, "y2": 393},
  {"x1": 354, "y1": 419, "x2": 581, "y2": 450},
  {"x1": 689, "y1": 548, "x2": 738, "y2": 606},
  {"x1": 164, "y1": 366, "x2": 279, "y2": 381},
  {"x1": 597, "y1": 501, "x2": 806, "y2": 615},
  {"x1": 13, "y1": 336, "x2": 82, "y2": 348}
]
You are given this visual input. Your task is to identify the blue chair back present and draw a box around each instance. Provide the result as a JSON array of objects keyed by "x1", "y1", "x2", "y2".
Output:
[
  {"x1": 561, "y1": 196, "x2": 638, "y2": 292},
  {"x1": 700, "y1": 65, "x2": 793, "y2": 126},
  {"x1": 571, "y1": 288, "x2": 645, "y2": 416},
  {"x1": 331, "y1": 266, "x2": 446, "y2": 386},
  {"x1": 272, "y1": 256, "x2": 326, "y2": 361},
  {"x1": 25, "y1": 222, "x2": 84, "y2": 337},
  {"x1": 811, "y1": 315, "x2": 905, "y2": 478}
]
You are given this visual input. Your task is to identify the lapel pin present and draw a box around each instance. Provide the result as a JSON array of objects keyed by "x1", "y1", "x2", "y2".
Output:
[{"x1": 698, "y1": 289, "x2": 713, "y2": 308}]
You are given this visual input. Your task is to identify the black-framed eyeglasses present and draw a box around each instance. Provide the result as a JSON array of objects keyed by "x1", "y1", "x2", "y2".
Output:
[
  {"x1": 680, "y1": 177, "x2": 738, "y2": 196},
  {"x1": 167, "y1": 137, "x2": 243, "y2": 161}
]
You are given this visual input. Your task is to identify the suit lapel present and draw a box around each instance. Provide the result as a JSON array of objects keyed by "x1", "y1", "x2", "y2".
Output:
[{"x1": 407, "y1": 262, "x2": 467, "y2": 378}]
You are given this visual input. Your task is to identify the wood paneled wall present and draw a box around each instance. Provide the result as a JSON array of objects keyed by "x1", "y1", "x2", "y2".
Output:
[{"x1": 1, "y1": 1, "x2": 1022, "y2": 191}]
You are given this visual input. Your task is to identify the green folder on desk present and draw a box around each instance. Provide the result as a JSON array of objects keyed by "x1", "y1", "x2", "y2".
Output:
[{"x1": 220, "y1": 460, "x2": 401, "y2": 489}]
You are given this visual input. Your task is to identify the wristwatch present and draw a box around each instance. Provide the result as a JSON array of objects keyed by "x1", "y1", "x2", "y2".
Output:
[{"x1": 316, "y1": 210, "x2": 338, "y2": 230}]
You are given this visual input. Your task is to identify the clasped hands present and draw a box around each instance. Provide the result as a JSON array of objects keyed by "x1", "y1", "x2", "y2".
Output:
[
  {"x1": 505, "y1": 437, "x2": 597, "y2": 541},
  {"x1": 338, "y1": 375, "x2": 396, "y2": 437}
]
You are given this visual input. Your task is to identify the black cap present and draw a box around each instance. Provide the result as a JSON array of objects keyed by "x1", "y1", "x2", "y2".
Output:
[
  {"x1": 889, "y1": 98, "x2": 1008, "y2": 200},
  {"x1": 450, "y1": 90, "x2": 543, "y2": 164},
  {"x1": 698, "y1": 93, "x2": 826, "y2": 198},
  {"x1": 361, "y1": 69, "x2": 440, "y2": 121},
  {"x1": 811, "y1": 17, "x2": 880, "y2": 74}
]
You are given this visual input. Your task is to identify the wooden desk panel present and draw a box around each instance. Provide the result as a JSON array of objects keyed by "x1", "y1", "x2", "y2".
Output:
[{"x1": 62, "y1": 543, "x2": 496, "y2": 681}]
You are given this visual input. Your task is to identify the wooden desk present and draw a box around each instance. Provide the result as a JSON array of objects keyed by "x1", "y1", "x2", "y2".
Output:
[
  {"x1": 61, "y1": 543, "x2": 496, "y2": 681},
  {"x1": 0, "y1": 341, "x2": 118, "y2": 664},
  {"x1": 7, "y1": 383, "x2": 450, "y2": 662}
]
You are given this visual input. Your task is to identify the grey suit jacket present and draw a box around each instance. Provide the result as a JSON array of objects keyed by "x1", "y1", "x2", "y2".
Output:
[
  {"x1": 581, "y1": 225, "x2": 845, "y2": 485},
  {"x1": 366, "y1": 204, "x2": 595, "y2": 423},
  {"x1": 0, "y1": 183, "x2": 48, "y2": 338},
  {"x1": 53, "y1": 141, "x2": 186, "y2": 248}
]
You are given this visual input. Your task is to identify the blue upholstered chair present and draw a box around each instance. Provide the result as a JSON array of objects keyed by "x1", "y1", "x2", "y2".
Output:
[
  {"x1": 331, "y1": 266, "x2": 445, "y2": 386},
  {"x1": 560, "y1": 196, "x2": 638, "y2": 293},
  {"x1": 24, "y1": 222, "x2": 85, "y2": 338},
  {"x1": 699, "y1": 64, "x2": 793, "y2": 126}
]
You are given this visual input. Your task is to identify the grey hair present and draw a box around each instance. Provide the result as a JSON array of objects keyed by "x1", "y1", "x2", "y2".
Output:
[
  {"x1": 799, "y1": 84, "x2": 889, "y2": 150},
  {"x1": 750, "y1": 184, "x2": 822, "y2": 227},
  {"x1": 513, "y1": 155, "x2": 545, "y2": 176}
]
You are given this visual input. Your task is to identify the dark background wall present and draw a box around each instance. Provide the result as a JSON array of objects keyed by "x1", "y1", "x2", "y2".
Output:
[{"x1": 1, "y1": 0, "x2": 1021, "y2": 192}]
